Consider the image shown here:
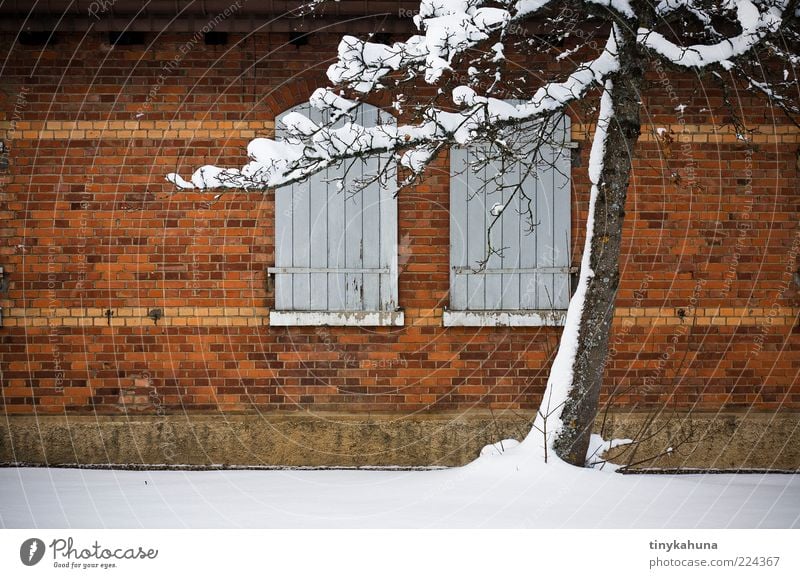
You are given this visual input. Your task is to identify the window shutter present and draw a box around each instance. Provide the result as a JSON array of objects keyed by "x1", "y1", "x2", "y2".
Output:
[
  {"x1": 273, "y1": 103, "x2": 398, "y2": 313},
  {"x1": 450, "y1": 114, "x2": 571, "y2": 311}
]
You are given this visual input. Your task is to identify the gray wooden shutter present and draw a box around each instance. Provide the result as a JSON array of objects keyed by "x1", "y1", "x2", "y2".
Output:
[
  {"x1": 450, "y1": 114, "x2": 571, "y2": 311},
  {"x1": 274, "y1": 103, "x2": 398, "y2": 312}
]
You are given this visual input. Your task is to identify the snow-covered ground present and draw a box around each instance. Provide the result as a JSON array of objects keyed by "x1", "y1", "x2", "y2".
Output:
[{"x1": 2, "y1": 448, "x2": 798, "y2": 528}]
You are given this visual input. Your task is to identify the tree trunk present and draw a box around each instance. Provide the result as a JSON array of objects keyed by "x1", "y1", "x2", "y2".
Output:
[{"x1": 552, "y1": 31, "x2": 645, "y2": 466}]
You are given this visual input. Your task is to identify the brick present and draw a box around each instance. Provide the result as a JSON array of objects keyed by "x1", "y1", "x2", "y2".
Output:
[{"x1": 0, "y1": 30, "x2": 796, "y2": 420}]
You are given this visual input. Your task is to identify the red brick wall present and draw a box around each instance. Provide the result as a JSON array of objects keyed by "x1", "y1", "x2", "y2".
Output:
[{"x1": 1, "y1": 30, "x2": 798, "y2": 417}]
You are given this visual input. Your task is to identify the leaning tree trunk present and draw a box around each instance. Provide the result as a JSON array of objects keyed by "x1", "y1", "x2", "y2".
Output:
[{"x1": 551, "y1": 33, "x2": 645, "y2": 466}]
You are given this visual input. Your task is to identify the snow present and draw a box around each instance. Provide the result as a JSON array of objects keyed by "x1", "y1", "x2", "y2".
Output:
[
  {"x1": 585, "y1": 434, "x2": 633, "y2": 467},
  {"x1": 663, "y1": 0, "x2": 713, "y2": 25},
  {"x1": 327, "y1": 1, "x2": 513, "y2": 90},
  {"x1": 162, "y1": 21, "x2": 627, "y2": 461},
  {"x1": 587, "y1": 0, "x2": 635, "y2": 18},
  {"x1": 417, "y1": 0, "x2": 474, "y2": 21},
  {"x1": 327, "y1": 35, "x2": 428, "y2": 93},
  {"x1": 514, "y1": 29, "x2": 620, "y2": 118},
  {"x1": 279, "y1": 111, "x2": 319, "y2": 137},
  {"x1": 416, "y1": 8, "x2": 511, "y2": 83},
  {"x1": 167, "y1": 123, "x2": 397, "y2": 190},
  {"x1": 2, "y1": 457, "x2": 797, "y2": 528},
  {"x1": 167, "y1": 3, "x2": 626, "y2": 191},
  {"x1": 159, "y1": 0, "x2": 798, "y2": 472},
  {"x1": 514, "y1": 0, "x2": 556, "y2": 18},
  {"x1": 639, "y1": 1, "x2": 787, "y2": 68},
  {"x1": 736, "y1": 0, "x2": 760, "y2": 29},
  {"x1": 479, "y1": 439, "x2": 520, "y2": 456},
  {"x1": 523, "y1": 71, "x2": 616, "y2": 456},
  {"x1": 400, "y1": 144, "x2": 437, "y2": 173},
  {"x1": 187, "y1": 165, "x2": 248, "y2": 190},
  {"x1": 165, "y1": 172, "x2": 194, "y2": 190},
  {"x1": 490, "y1": 41, "x2": 504, "y2": 62},
  {"x1": 308, "y1": 87, "x2": 357, "y2": 117},
  {"x1": 452, "y1": 85, "x2": 481, "y2": 106}
]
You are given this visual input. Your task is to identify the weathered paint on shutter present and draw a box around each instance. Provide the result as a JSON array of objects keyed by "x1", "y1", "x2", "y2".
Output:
[
  {"x1": 450, "y1": 114, "x2": 571, "y2": 311},
  {"x1": 274, "y1": 102, "x2": 398, "y2": 312},
  {"x1": 450, "y1": 147, "x2": 470, "y2": 312},
  {"x1": 551, "y1": 119, "x2": 572, "y2": 309}
]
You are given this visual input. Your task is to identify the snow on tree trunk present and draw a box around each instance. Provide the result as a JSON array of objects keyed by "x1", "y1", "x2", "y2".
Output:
[{"x1": 526, "y1": 29, "x2": 644, "y2": 467}]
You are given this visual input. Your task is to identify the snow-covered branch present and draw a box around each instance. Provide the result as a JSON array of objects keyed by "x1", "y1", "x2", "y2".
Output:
[
  {"x1": 328, "y1": 0, "x2": 621, "y2": 92},
  {"x1": 639, "y1": 0, "x2": 788, "y2": 69},
  {"x1": 167, "y1": 27, "x2": 620, "y2": 190}
]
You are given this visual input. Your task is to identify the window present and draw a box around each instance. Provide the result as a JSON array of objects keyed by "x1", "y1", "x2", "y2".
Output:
[
  {"x1": 445, "y1": 114, "x2": 573, "y2": 327},
  {"x1": 268, "y1": 102, "x2": 402, "y2": 326}
]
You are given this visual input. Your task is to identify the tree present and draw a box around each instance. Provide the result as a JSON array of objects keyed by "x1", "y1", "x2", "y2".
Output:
[{"x1": 167, "y1": 0, "x2": 800, "y2": 467}]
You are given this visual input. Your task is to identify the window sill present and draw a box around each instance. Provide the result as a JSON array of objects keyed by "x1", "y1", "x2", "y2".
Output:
[
  {"x1": 442, "y1": 309, "x2": 567, "y2": 327},
  {"x1": 269, "y1": 310, "x2": 404, "y2": 327}
]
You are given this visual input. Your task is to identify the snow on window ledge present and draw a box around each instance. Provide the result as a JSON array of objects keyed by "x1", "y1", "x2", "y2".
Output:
[
  {"x1": 269, "y1": 310, "x2": 405, "y2": 327},
  {"x1": 442, "y1": 309, "x2": 567, "y2": 327}
]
